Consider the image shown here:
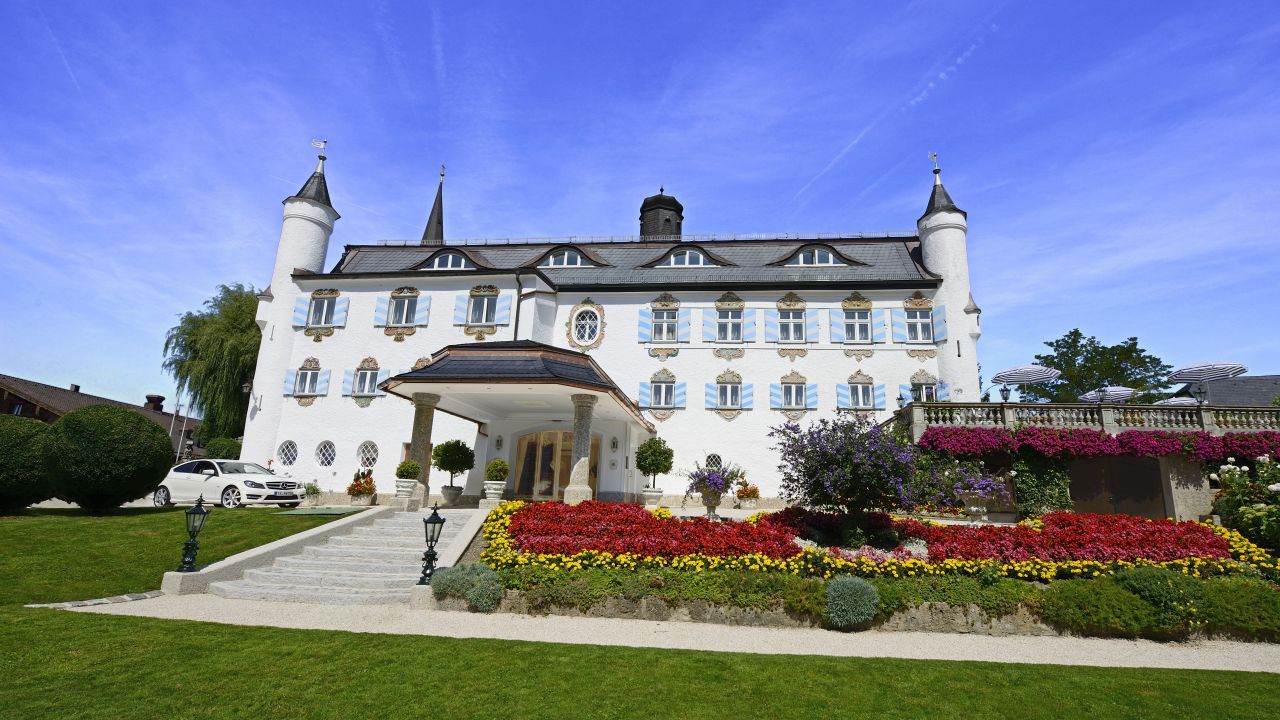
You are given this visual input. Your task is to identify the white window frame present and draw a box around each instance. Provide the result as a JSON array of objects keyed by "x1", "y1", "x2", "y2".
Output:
[
  {"x1": 572, "y1": 308, "x2": 601, "y2": 344},
  {"x1": 428, "y1": 253, "x2": 472, "y2": 270},
  {"x1": 540, "y1": 249, "x2": 587, "y2": 268},
  {"x1": 388, "y1": 296, "x2": 417, "y2": 326},
  {"x1": 913, "y1": 384, "x2": 938, "y2": 402},
  {"x1": 905, "y1": 308, "x2": 933, "y2": 342},
  {"x1": 468, "y1": 296, "x2": 496, "y2": 325},
  {"x1": 307, "y1": 297, "x2": 335, "y2": 327},
  {"x1": 850, "y1": 383, "x2": 874, "y2": 409},
  {"x1": 10, "y1": 403, "x2": 24, "y2": 416},
  {"x1": 651, "y1": 382, "x2": 675, "y2": 408},
  {"x1": 352, "y1": 369, "x2": 380, "y2": 396},
  {"x1": 717, "y1": 383, "x2": 741, "y2": 409},
  {"x1": 786, "y1": 247, "x2": 842, "y2": 266},
  {"x1": 717, "y1": 309, "x2": 742, "y2": 343},
  {"x1": 778, "y1": 309, "x2": 805, "y2": 343},
  {"x1": 295, "y1": 369, "x2": 320, "y2": 396},
  {"x1": 661, "y1": 249, "x2": 710, "y2": 267},
  {"x1": 843, "y1": 309, "x2": 872, "y2": 344},
  {"x1": 651, "y1": 309, "x2": 677, "y2": 343},
  {"x1": 781, "y1": 382, "x2": 805, "y2": 409}
]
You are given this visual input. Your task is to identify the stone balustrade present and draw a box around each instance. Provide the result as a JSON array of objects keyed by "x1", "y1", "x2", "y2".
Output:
[{"x1": 894, "y1": 402, "x2": 1280, "y2": 441}]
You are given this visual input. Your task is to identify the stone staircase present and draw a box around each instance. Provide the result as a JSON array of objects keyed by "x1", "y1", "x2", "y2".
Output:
[{"x1": 209, "y1": 509, "x2": 477, "y2": 604}]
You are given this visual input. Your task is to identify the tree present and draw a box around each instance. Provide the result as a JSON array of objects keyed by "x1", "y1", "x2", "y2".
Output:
[
  {"x1": 431, "y1": 440, "x2": 475, "y2": 487},
  {"x1": 635, "y1": 437, "x2": 673, "y2": 488},
  {"x1": 0, "y1": 416, "x2": 54, "y2": 513},
  {"x1": 41, "y1": 405, "x2": 173, "y2": 514},
  {"x1": 1018, "y1": 329, "x2": 1172, "y2": 403},
  {"x1": 203, "y1": 437, "x2": 242, "y2": 459},
  {"x1": 163, "y1": 284, "x2": 260, "y2": 441}
]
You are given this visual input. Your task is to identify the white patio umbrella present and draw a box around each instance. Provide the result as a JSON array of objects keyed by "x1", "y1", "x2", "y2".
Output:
[
  {"x1": 1079, "y1": 386, "x2": 1135, "y2": 403},
  {"x1": 1167, "y1": 361, "x2": 1248, "y2": 384},
  {"x1": 992, "y1": 364, "x2": 1062, "y2": 385},
  {"x1": 1154, "y1": 396, "x2": 1199, "y2": 406}
]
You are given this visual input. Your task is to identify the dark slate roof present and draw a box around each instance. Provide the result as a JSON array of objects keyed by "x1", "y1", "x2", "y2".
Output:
[
  {"x1": 421, "y1": 179, "x2": 444, "y2": 245},
  {"x1": 326, "y1": 236, "x2": 936, "y2": 289},
  {"x1": 393, "y1": 341, "x2": 617, "y2": 390},
  {"x1": 920, "y1": 170, "x2": 964, "y2": 220},
  {"x1": 1175, "y1": 375, "x2": 1280, "y2": 406},
  {"x1": 641, "y1": 191, "x2": 683, "y2": 212},
  {"x1": 289, "y1": 156, "x2": 335, "y2": 211}
]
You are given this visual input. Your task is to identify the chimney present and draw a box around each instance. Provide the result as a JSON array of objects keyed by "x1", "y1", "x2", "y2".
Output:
[
  {"x1": 144, "y1": 394, "x2": 165, "y2": 412},
  {"x1": 69, "y1": 384, "x2": 80, "y2": 393}
]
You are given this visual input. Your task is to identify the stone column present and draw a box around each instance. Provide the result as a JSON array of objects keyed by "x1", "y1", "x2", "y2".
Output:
[
  {"x1": 562, "y1": 394, "x2": 597, "y2": 506},
  {"x1": 405, "y1": 392, "x2": 441, "y2": 512}
]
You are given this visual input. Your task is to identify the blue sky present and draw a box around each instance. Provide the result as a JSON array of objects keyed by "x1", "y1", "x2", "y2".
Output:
[{"x1": 2, "y1": 1, "x2": 1278, "y2": 411}]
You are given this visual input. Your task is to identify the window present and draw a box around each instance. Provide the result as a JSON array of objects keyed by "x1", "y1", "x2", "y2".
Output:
[
  {"x1": 295, "y1": 368, "x2": 320, "y2": 395},
  {"x1": 705, "y1": 454, "x2": 723, "y2": 469},
  {"x1": 540, "y1": 249, "x2": 587, "y2": 267},
  {"x1": 781, "y1": 383, "x2": 805, "y2": 409},
  {"x1": 912, "y1": 384, "x2": 938, "y2": 402},
  {"x1": 906, "y1": 309, "x2": 933, "y2": 342},
  {"x1": 717, "y1": 309, "x2": 742, "y2": 342},
  {"x1": 779, "y1": 310, "x2": 805, "y2": 342},
  {"x1": 850, "y1": 383, "x2": 874, "y2": 409},
  {"x1": 9, "y1": 403, "x2": 23, "y2": 416},
  {"x1": 357, "y1": 441, "x2": 379, "y2": 468},
  {"x1": 572, "y1": 309, "x2": 600, "y2": 344},
  {"x1": 651, "y1": 382, "x2": 675, "y2": 408},
  {"x1": 717, "y1": 383, "x2": 741, "y2": 409},
  {"x1": 174, "y1": 461, "x2": 199, "y2": 473},
  {"x1": 468, "y1": 295, "x2": 496, "y2": 325},
  {"x1": 353, "y1": 369, "x2": 380, "y2": 396},
  {"x1": 786, "y1": 247, "x2": 842, "y2": 266},
  {"x1": 652, "y1": 309, "x2": 677, "y2": 342},
  {"x1": 843, "y1": 310, "x2": 872, "y2": 343},
  {"x1": 389, "y1": 296, "x2": 417, "y2": 325},
  {"x1": 277, "y1": 441, "x2": 298, "y2": 466},
  {"x1": 308, "y1": 297, "x2": 335, "y2": 326},
  {"x1": 428, "y1": 253, "x2": 473, "y2": 270},
  {"x1": 315, "y1": 441, "x2": 337, "y2": 467},
  {"x1": 661, "y1": 249, "x2": 710, "y2": 267}
]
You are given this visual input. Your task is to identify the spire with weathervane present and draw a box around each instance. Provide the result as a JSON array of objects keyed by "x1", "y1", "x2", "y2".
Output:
[
  {"x1": 421, "y1": 165, "x2": 445, "y2": 246},
  {"x1": 920, "y1": 151, "x2": 964, "y2": 220},
  {"x1": 290, "y1": 139, "x2": 336, "y2": 212}
]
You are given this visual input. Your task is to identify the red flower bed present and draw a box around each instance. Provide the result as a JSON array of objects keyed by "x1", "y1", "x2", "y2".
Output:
[
  {"x1": 894, "y1": 512, "x2": 1231, "y2": 563},
  {"x1": 507, "y1": 501, "x2": 801, "y2": 559}
]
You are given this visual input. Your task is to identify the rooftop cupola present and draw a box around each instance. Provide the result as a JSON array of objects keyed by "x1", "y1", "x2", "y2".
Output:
[{"x1": 639, "y1": 187, "x2": 683, "y2": 238}]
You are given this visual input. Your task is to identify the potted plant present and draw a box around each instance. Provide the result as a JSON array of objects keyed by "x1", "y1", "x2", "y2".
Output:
[
  {"x1": 395, "y1": 460, "x2": 421, "y2": 499},
  {"x1": 734, "y1": 481, "x2": 760, "y2": 510},
  {"x1": 346, "y1": 469, "x2": 377, "y2": 506},
  {"x1": 685, "y1": 461, "x2": 742, "y2": 520},
  {"x1": 483, "y1": 458, "x2": 509, "y2": 504},
  {"x1": 304, "y1": 481, "x2": 323, "y2": 506},
  {"x1": 635, "y1": 437, "x2": 673, "y2": 507},
  {"x1": 432, "y1": 439, "x2": 474, "y2": 506}
]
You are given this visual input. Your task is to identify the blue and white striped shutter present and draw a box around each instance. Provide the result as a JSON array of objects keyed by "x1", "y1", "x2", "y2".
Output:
[
  {"x1": 677, "y1": 308, "x2": 691, "y2": 342},
  {"x1": 872, "y1": 309, "x2": 888, "y2": 343},
  {"x1": 292, "y1": 298, "x2": 309, "y2": 327},
  {"x1": 453, "y1": 296, "x2": 468, "y2": 325},
  {"x1": 704, "y1": 383, "x2": 718, "y2": 409},
  {"x1": 702, "y1": 309, "x2": 717, "y2": 342},
  {"x1": 742, "y1": 309, "x2": 757, "y2": 342},
  {"x1": 805, "y1": 311, "x2": 819, "y2": 342},
  {"x1": 332, "y1": 298, "x2": 350, "y2": 327},
  {"x1": 836, "y1": 384, "x2": 851, "y2": 409},
  {"x1": 638, "y1": 382, "x2": 651, "y2": 407},
  {"x1": 282, "y1": 370, "x2": 297, "y2": 395},
  {"x1": 873, "y1": 384, "x2": 886, "y2": 409},
  {"x1": 495, "y1": 295, "x2": 512, "y2": 325},
  {"x1": 673, "y1": 383, "x2": 687, "y2": 408},
  {"x1": 805, "y1": 383, "x2": 818, "y2": 409},
  {"x1": 637, "y1": 308, "x2": 653, "y2": 342},
  {"x1": 416, "y1": 296, "x2": 431, "y2": 326},
  {"x1": 764, "y1": 310, "x2": 780, "y2": 342},
  {"x1": 932, "y1": 306, "x2": 947, "y2": 342},
  {"x1": 373, "y1": 297, "x2": 389, "y2": 326},
  {"x1": 890, "y1": 309, "x2": 907, "y2": 342},
  {"x1": 741, "y1": 384, "x2": 754, "y2": 409},
  {"x1": 899, "y1": 384, "x2": 913, "y2": 404},
  {"x1": 936, "y1": 382, "x2": 951, "y2": 401},
  {"x1": 769, "y1": 383, "x2": 783, "y2": 409},
  {"x1": 316, "y1": 370, "x2": 332, "y2": 395},
  {"x1": 829, "y1": 310, "x2": 846, "y2": 343},
  {"x1": 376, "y1": 369, "x2": 390, "y2": 395},
  {"x1": 341, "y1": 370, "x2": 354, "y2": 396}
]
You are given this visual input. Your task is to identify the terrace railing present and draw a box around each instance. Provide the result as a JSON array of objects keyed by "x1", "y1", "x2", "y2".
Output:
[{"x1": 894, "y1": 402, "x2": 1280, "y2": 441}]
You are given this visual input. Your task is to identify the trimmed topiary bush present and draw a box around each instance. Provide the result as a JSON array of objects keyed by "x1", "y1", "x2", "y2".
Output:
[
  {"x1": 203, "y1": 437, "x2": 241, "y2": 459},
  {"x1": 825, "y1": 575, "x2": 879, "y2": 629},
  {"x1": 41, "y1": 405, "x2": 174, "y2": 514},
  {"x1": 431, "y1": 563, "x2": 504, "y2": 612},
  {"x1": 485, "y1": 458, "x2": 510, "y2": 483},
  {"x1": 0, "y1": 415, "x2": 54, "y2": 513},
  {"x1": 395, "y1": 460, "x2": 422, "y2": 480},
  {"x1": 431, "y1": 439, "x2": 474, "y2": 487},
  {"x1": 1039, "y1": 578, "x2": 1159, "y2": 638}
]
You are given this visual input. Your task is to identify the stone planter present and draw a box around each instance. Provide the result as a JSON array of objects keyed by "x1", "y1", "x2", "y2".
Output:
[
  {"x1": 440, "y1": 485, "x2": 464, "y2": 506},
  {"x1": 305, "y1": 492, "x2": 323, "y2": 507},
  {"x1": 701, "y1": 490, "x2": 722, "y2": 520},
  {"x1": 736, "y1": 498, "x2": 758, "y2": 510},
  {"x1": 483, "y1": 480, "x2": 506, "y2": 502},
  {"x1": 349, "y1": 494, "x2": 375, "y2": 506},
  {"x1": 641, "y1": 486, "x2": 664, "y2": 507},
  {"x1": 394, "y1": 479, "x2": 418, "y2": 498},
  {"x1": 961, "y1": 493, "x2": 989, "y2": 524}
]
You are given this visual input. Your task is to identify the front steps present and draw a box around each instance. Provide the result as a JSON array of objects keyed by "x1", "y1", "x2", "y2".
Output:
[{"x1": 209, "y1": 509, "x2": 477, "y2": 604}]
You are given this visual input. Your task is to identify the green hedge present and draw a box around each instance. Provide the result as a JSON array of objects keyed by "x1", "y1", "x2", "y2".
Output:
[
  {"x1": 0, "y1": 415, "x2": 54, "y2": 512},
  {"x1": 41, "y1": 405, "x2": 174, "y2": 514},
  {"x1": 202, "y1": 437, "x2": 242, "y2": 460},
  {"x1": 872, "y1": 574, "x2": 1040, "y2": 619}
]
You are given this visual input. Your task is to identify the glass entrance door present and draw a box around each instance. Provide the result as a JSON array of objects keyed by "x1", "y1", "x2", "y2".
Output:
[{"x1": 513, "y1": 431, "x2": 599, "y2": 501}]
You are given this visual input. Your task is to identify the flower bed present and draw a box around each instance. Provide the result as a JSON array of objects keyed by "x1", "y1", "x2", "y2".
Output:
[{"x1": 918, "y1": 427, "x2": 1280, "y2": 463}]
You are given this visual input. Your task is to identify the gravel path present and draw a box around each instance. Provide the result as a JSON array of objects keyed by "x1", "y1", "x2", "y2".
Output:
[{"x1": 68, "y1": 594, "x2": 1280, "y2": 673}]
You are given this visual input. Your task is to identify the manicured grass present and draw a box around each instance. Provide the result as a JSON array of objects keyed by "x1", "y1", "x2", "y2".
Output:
[{"x1": 0, "y1": 507, "x2": 343, "y2": 604}]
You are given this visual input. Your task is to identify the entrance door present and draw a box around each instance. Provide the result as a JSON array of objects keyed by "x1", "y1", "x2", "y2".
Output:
[
  {"x1": 513, "y1": 431, "x2": 599, "y2": 501},
  {"x1": 1068, "y1": 456, "x2": 1168, "y2": 519}
]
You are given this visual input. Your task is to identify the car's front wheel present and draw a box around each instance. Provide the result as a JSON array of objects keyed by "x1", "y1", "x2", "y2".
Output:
[
  {"x1": 220, "y1": 486, "x2": 243, "y2": 508},
  {"x1": 153, "y1": 486, "x2": 171, "y2": 507}
]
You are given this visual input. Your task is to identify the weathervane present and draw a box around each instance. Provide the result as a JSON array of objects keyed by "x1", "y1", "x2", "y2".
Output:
[
  {"x1": 440, "y1": 164, "x2": 446, "y2": 181},
  {"x1": 929, "y1": 151, "x2": 939, "y2": 171},
  {"x1": 312, "y1": 139, "x2": 328, "y2": 155}
]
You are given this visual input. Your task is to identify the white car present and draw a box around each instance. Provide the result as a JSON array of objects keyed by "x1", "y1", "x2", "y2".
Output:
[{"x1": 153, "y1": 459, "x2": 306, "y2": 509}]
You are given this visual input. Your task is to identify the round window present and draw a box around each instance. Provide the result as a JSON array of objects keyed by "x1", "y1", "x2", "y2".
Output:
[
  {"x1": 315, "y1": 441, "x2": 337, "y2": 467},
  {"x1": 357, "y1": 441, "x2": 379, "y2": 468},
  {"x1": 705, "y1": 454, "x2": 722, "y2": 470},
  {"x1": 277, "y1": 441, "x2": 298, "y2": 466},
  {"x1": 573, "y1": 309, "x2": 600, "y2": 344}
]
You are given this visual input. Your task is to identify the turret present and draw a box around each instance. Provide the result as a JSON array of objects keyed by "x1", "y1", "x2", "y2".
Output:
[
  {"x1": 271, "y1": 149, "x2": 340, "y2": 290},
  {"x1": 639, "y1": 188, "x2": 683, "y2": 238}
]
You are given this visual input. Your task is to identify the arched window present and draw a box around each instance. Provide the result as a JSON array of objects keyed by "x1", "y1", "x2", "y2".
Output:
[
  {"x1": 571, "y1": 308, "x2": 600, "y2": 344},
  {"x1": 277, "y1": 441, "x2": 298, "y2": 466},
  {"x1": 661, "y1": 249, "x2": 711, "y2": 267},
  {"x1": 315, "y1": 441, "x2": 337, "y2": 467},
  {"x1": 357, "y1": 441, "x2": 379, "y2": 468},
  {"x1": 785, "y1": 247, "x2": 843, "y2": 266},
  {"x1": 427, "y1": 252, "x2": 474, "y2": 270},
  {"x1": 540, "y1": 249, "x2": 587, "y2": 268}
]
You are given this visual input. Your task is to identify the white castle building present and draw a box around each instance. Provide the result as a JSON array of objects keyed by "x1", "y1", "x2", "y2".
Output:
[{"x1": 241, "y1": 152, "x2": 981, "y2": 503}]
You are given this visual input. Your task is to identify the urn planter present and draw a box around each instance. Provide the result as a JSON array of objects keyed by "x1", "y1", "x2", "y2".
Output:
[
  {"x1": 482, "y1": 480, "x2": 506, "y2": 503},
  {"x1": 440, "y1": 485, "x2": 464, "y2": 506},
  {"x1": 641, "y1": 486, "x2": 664, "y2": 507},
  {"x1": 395, "y1": 479, "x2": 417, "y2": 498},
  {"x1": 349, "y1": 494, "x2": 375, "y2": 507},
  {"x1": 701, "y1": 490, "x2": 722, "y2": 521}
]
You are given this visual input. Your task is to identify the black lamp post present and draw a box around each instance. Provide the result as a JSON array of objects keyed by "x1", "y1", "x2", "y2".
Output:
[
  {"x1": 177, "y1": 495, "x2": 209, "y2": 572},
  {"x1": 418, "y1": 503, "x2": 447, "y2": 585},
  {"x1": 1192, "y1": 382, "x2": 1209, "y2": 405},
  {"x1": 897, "y1": 394, "x2": 907, "y2": 410},
  {"x1": 999, "y1": 385, "x2": 1012, "y2": 403},
  {"x1": 1094, "y1": 386, "x2": 1107, "y2": 406}
]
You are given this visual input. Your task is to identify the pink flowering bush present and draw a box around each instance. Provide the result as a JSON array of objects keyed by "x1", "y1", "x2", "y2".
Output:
[{"x1": 919, "y1": 426, "x2": 1279, "y2": 464}]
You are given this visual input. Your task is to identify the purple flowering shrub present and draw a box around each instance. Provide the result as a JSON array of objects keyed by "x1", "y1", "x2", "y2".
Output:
[{"x1": 685, "y1": 462, "x2": 744, "y2": 498}]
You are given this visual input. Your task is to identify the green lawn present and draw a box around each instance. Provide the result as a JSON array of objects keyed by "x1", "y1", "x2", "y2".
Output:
[{"x1": 1, "y1": 509, "x2": 1278, "y2": 719}]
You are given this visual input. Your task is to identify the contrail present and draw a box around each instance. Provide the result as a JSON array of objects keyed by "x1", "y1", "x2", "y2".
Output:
[{"x1": 36, "y1": 6, "x2": 82, "y2": 94}]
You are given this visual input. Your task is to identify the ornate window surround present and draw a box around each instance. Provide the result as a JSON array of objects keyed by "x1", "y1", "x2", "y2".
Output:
[
  {"x1": 464, "y1": 285, "x2": 501, "y2": 340},
  {"x1": 385, "y1": 287, "x2": 422, "y2": 342},
  {"x1": 648, "y1": 368, "x2": 678, "y2": 421},
  {"x1": 304, "y1": 289, "x2": 340, "y2": 342},
  {"x1": 566, "y1": 298, "x2": 605, "y2": 351},
  {"x1": 295, "y1": 357, "x2": 322, "y2": 407},
  {"x1": 645, "y1": 292, "x2": 682, "y2": 360},
  {"x1": 713, "y1": 369, "x2": 745, "y2": 421}
]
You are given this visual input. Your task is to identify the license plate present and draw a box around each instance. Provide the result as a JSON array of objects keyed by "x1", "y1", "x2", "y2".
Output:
[{"x1": 273, "y1": 491, "x2": 288, "y2": 497}]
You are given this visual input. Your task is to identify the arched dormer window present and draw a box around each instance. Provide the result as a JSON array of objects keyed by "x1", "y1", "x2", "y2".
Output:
[
  {"x1": 426, "y1": 252, "x2": 474, "y2": 271},
  {"x1": 660, "y1": 249, "x2": 712, "y2": 267},
  {"x1": 785, "y1": 247, "x2": 844, "y2": 266},
  {"x1": 539, "y1": 249, "x2": 588, "y2": 268}
]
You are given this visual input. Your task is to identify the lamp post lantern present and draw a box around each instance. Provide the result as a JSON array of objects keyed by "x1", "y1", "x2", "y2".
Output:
[
  {"x1": 177, "y1": 495, "x2": 209, "y2": 572},
  {"x1": 1192, "y1": 382, "x2": 1209, "y2": 405},
  {"x1": 999, "y1": 385, "x2": 1012, "y2": 403},
  {"x1": 418, "y1": 503, "x2": 447, "y2": 585}
]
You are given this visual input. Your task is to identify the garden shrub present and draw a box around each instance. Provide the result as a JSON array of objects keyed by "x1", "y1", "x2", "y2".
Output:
[
  {"x1": 432, "y1": 563, "x2": 504, "y2": 612},
  {"x1": 202, "y1": 437, "x2": 241, "y2": 459},
  {"x1": 41, "y1": 405, "x2": 174, "y2": 514},
  {"x1": 484, "y1": 458, "x2": 510, "y2": 483},
  {"x1": 825, "y1": 576, "x2": 879, "y2": 629},
  {"x1": 872, "y1": 575, "x2": 1038, "y2": 619},
  {"x1": 1200, "y1": 576, "x2": 1280, "y2": 642},
  {"x1": 1010, "y1": 456, "x2": 1072, "y2": 516},
  {"x1": 1112, "y1": 566, "x2": 1206, "y2": 636},
  {"x1": 0, "y1": 415, "x2": 53, "y2": 513},
  {"x1": 431, "y1": 439, "x2": 474, "y2": 487},
  {"x1": 395, "y1": 460, "x2": 421, "y2": 480},
  {"x1": 1039, "y1": 578, "x2": 1159, "y2": 638}
]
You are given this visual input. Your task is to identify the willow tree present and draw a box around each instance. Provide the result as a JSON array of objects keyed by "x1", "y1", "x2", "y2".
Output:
[{"x1": 163, "y1": 284, "x2": 260, "y2": 440}]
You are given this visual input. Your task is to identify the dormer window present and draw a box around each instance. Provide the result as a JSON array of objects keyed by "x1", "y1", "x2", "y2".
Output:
[
  {"x1": 427, "y1": 252, "x2": 473, "y2": 270},
  {"x1": 786, "y1": 247, "x2": 843, "y2": 266},
  {"x1": 540, "y1": 249, "x2": 587, "y2": 268},
  {"x1": 661, "y1": 249, "x2": 711, "y2": 267}
]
